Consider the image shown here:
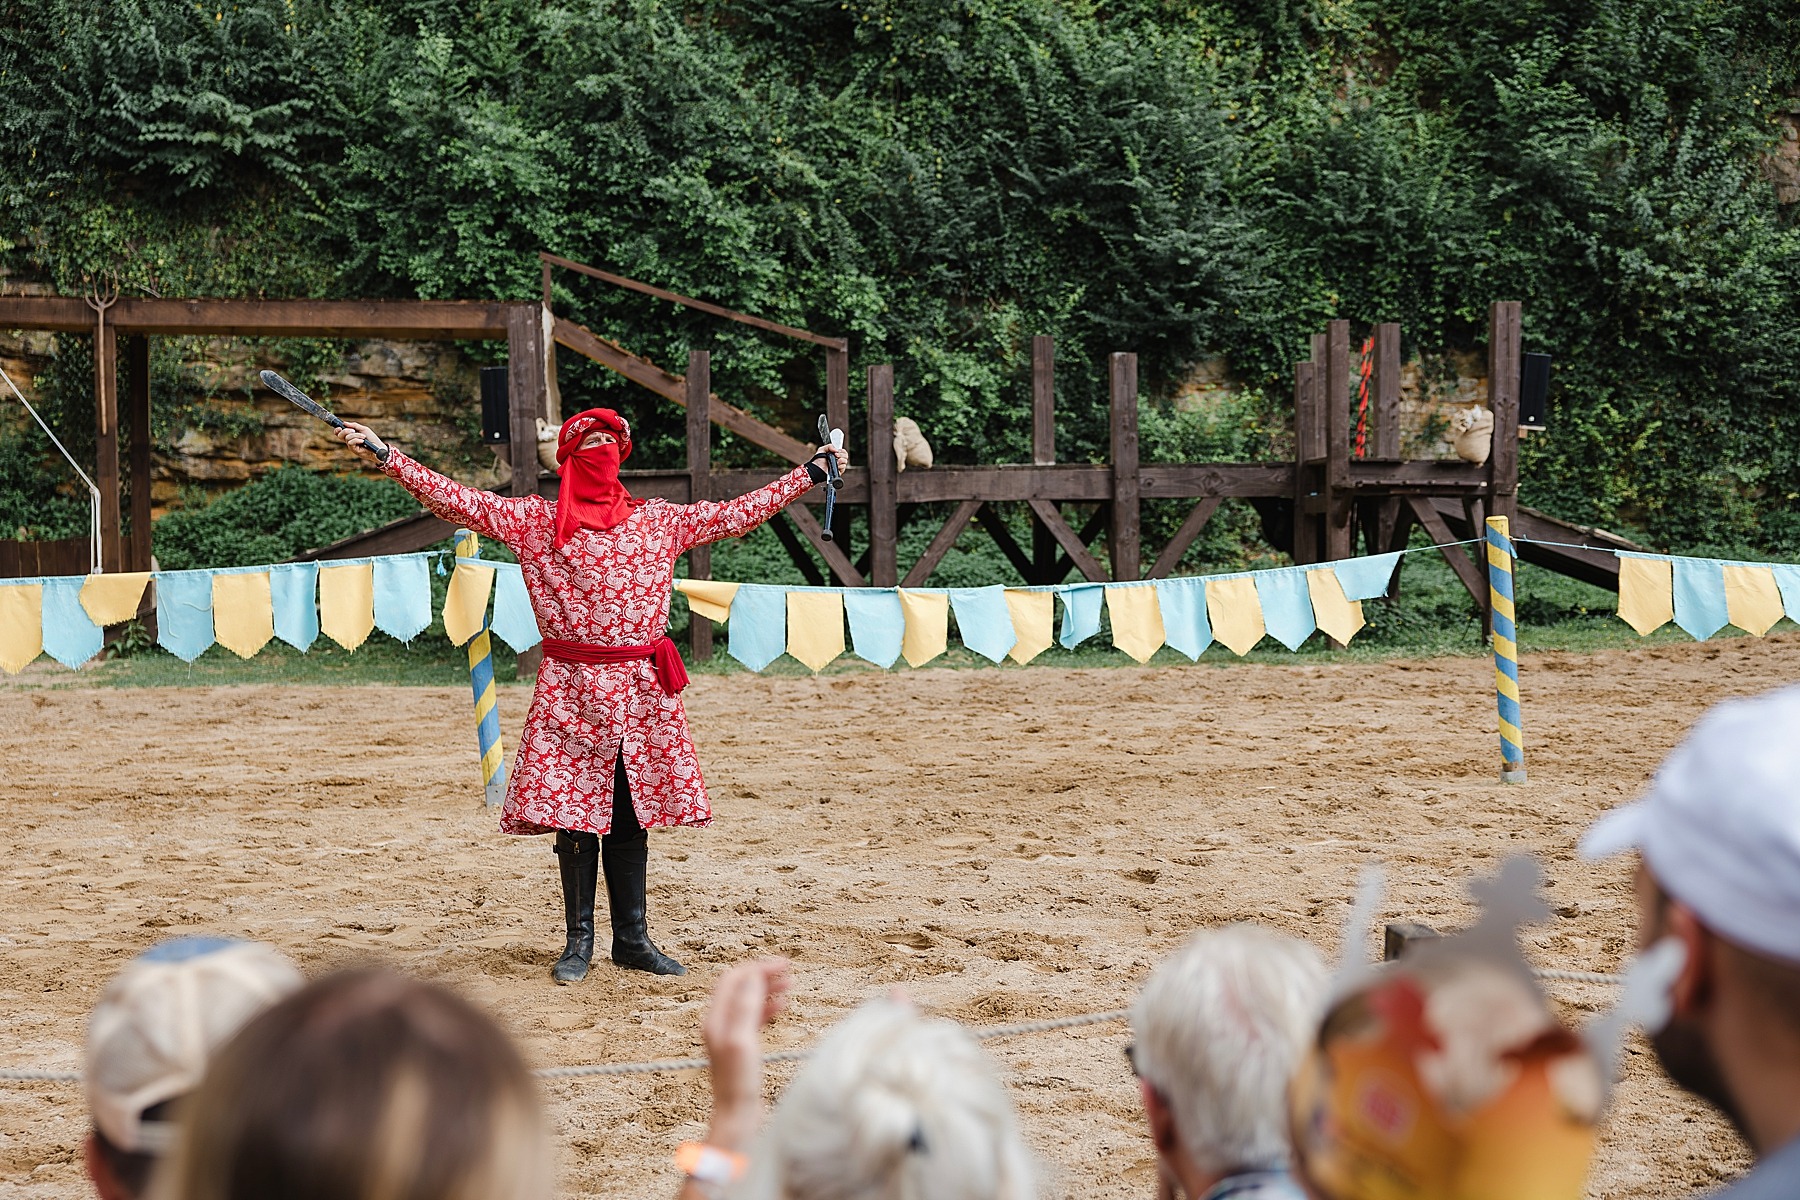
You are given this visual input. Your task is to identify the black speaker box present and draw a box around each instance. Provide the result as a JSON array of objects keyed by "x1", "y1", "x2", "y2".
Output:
[
  {"x1": 1519, "y1": 353, "x2": 1551, "y2": 429},
  {"x1": 480, "y1": 366, "x2": 510, "y2": 443}
]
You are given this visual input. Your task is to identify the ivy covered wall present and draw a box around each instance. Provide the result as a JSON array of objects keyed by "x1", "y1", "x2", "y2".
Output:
[{"x1": 2, "y1": 0, "x2": 1796, "y2": 555}]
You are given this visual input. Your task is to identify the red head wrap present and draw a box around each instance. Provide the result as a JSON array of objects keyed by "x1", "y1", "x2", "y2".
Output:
[{"x1": 552, "y1": 408, "x2": 642, "y2": 547}]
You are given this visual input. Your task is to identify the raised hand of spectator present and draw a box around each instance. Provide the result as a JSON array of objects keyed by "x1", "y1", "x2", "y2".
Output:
[{"x1": 700, "y1": 957, "x2": 790, "y2": 1155}]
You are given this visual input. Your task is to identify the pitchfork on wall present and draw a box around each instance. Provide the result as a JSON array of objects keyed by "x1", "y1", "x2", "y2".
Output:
[{"x1": 84, "y1": 272, "x2": 119, "y2": 437}]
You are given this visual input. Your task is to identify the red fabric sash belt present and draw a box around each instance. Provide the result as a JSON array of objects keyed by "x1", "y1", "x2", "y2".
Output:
[{"x1": 541, "y1": 636, "x2": 689, "y2": 694}]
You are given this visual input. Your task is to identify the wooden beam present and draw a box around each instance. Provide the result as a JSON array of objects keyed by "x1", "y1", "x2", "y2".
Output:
[
  {"x1": 1405, "y1": 495, "x2": 1485, "y2": 607},
  {"x1": 785, "y1": 501, "x2": 867, "y2": 587},
  {"x1": 1148, "y1": 496, "x2": 1222, "y2": 580},
  {"x1": 1109, "y1": 352, "x2": 1140, "y2": 581},
  {"x1": 1487, "y1": 301, "x2": 1522, "y2": 529},
  {"x1": 686, "y1": 350, "x2": 713, "y2": 663},
  {"x1": 976, "y1": 504, "x2": 1036, "y2": 581},
  {"x1": 1028, "y1": 498, "x2": 1109, "y2": 583},
  {"x1": 902, "y1": 499, "x2": 983, "y2": 587},
  {"x1": 1139, "y1": 463, "x2": 1295, "y2": 498},
  {"x1": 1373, "y1": 322, "x2": 1401, "y2": 460},
  {"x1": 866, "y1": 364, "x2": 898, "y2": 586},
  {"x1": 125, "y1": 335, "x2": 153, "y2": 573},
  {"x1": 552, "y1": 315, "x2": 813, "y2": 465},
  {"x1": 540, "y1": 251, "x2": 847, "y2": 350},
  {"x1": 0, "y1": 295, "x2": 514, "y2": 338},
  {"x1": 296, "y1": 511, "x2": 453, "y2": 561},
  {"x1": 1324, "y1": 320, "x2": 1352, "y2": 562},
  {"x1": 769, "y1": 514, "x2": 827, "y2": 586}
]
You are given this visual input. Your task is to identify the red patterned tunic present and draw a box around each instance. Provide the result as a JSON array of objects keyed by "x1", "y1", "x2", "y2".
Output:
[{"x1": 382, "y1": 449, "x2": 815, "y2": 836}]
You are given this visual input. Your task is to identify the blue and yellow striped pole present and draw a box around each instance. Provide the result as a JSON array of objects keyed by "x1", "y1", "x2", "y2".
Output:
[
  {"x1": 455, "y1": 529, "x2": 508, "y2": 807},
  {"x1": 1486, "y1": 516, "x2": 1526, "y2": 784}
]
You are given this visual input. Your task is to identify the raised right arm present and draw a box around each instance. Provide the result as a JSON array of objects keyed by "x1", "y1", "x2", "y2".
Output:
[{"x1": 382, "y1": 448, "x2": 536, "y2": 546}]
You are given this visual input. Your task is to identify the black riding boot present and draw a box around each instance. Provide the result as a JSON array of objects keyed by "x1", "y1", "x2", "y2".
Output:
[
  {"x1": 601, "y1": 757, "x2": 685, "y2": 975},
  {"x1": 551, "y1": 829, "x2": 599, "y2": 983}
]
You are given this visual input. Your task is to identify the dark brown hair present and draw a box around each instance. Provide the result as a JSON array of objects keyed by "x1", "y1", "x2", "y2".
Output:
[{"x1": 151, "y1": 969, "x2": 548, "y2": 1200}]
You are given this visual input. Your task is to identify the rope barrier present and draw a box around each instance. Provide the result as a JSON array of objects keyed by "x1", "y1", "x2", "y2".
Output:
[{"x1": 0, "y1": 969, "x2": 1623, "y2": 1086}]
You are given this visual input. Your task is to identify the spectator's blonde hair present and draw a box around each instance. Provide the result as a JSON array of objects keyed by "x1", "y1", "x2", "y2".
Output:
[
  {"x1": 737, "y1": 999, "x2": 1035, "y2": 1200},
  {"x1": 1130, "y1": 924, "x2": 1326, "y2": 1176},
  {"x1": 151, "y1": 970, "x2": 549, "y2": 1200}
]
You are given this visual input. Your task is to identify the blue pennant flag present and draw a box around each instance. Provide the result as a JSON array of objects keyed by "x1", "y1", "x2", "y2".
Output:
[
  {"x1": 156, "y1": 570, "x2": 217, "y2": 663},
  {"x1": 488, "y1": 564, "x2": 541, "y2": 653},
  {"x1": 726, "y1": 584, "x2": 788, "y2": 671},
  {"x1": 844, "y1": 589, "x2": 904, "y2": 669},
  {"x1": 1155, "y1": 576, "x2": 1212, "y2": 660},
  {"x1": 1058, "y1": 583, "x2": 1105, "y2": 649},
  {"x1": 1771, "y1": 564, "x2": 1800, "y2": 625},
  {"x1": 949, "y1": 586, "x2": 1016, "y2": 663},
  {"x1": 1331, "y1": 551, "x2": 1402, "y2": 601},
  {"x1": 268, "y1": 562, "x2": 319, "y2": 651},
  {"x1": 373, "y1": 554, "x2": 433, "y2": 643},
  {"x1": 1672, "y1": 558, "x2": 1729, "y2": 640},
  {"x1": 41, "y1": 576, "x2": 104, "y2": 669},
  {"x1": 1255, "y1": 568, "x2": 1316, "y2": 651}
]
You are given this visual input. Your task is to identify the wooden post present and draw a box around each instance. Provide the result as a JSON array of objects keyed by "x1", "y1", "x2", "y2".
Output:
[
  {"x1": 93, "y1": 315, "x2": 122, "y2": 572},
  {"x1": 1373, "y1": 322, "x2": 1401, "y2": 459},
  {"x1": 1031, "y1": 336, "x2": 1055, "y2": 465},
  {"x1": 1487, "y1": 302, "x2": 1522, "y2": 531},
  {"x1": 825, "y1": 346, "x2": 850, "y2": 442},
  {"x1": 1109, "y1": 352, "x2": 1140, "y2": 581},
  {"x1": 505, "y1": 303, "x2": 546, "y2": 679},
  {"x1": 1300, "y1": 335, "x2": 1327, "y2": 461},
  {"x1": 1030, "y1": 335, "x2": 1057, "y2": 581},
  {"x1": 505, "y1": 303, "x2": 545, "y2": 497},
  {"x1": 1292, "y1": 359, "x2": 1319, "y2": 565},
  {"x1": 686, "y1": 351, "x2": 713, "y2": 662},
  {"x1": 125, "y1": 335, "x2": 153, "y2": 573},
  {"x1": 867, "y1": 364, "x2": 898, "y2": 587},
  {"x1": 1323, "y1": 319, "x2": 1352, "y2": 562}
]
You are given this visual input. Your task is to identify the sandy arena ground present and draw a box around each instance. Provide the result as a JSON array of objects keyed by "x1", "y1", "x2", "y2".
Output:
[{"x1": 2, "y1": 636, "x2": 1784, "y2": 1198}]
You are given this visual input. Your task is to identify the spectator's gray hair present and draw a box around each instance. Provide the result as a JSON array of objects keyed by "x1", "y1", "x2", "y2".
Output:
[
  {"x1": 736, "y1": 999, "x2": 1035, "y2": 1200},
  {"x1": 1130, "y1": 924, "x2": 1326, "y2": 1175}
]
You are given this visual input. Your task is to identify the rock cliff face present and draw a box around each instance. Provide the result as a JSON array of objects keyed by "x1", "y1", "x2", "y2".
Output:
[
  {"x1": 0, "y1": 330, "x2": 507, "y2": 518},
  {"x1": 1173, "y1": 348, "x2": 1493, "y2": 459}
]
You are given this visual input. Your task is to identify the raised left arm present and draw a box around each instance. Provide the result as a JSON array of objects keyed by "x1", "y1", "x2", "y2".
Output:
[{"x1": 672, "y1": 465, "x2": 818, "y2": 553}]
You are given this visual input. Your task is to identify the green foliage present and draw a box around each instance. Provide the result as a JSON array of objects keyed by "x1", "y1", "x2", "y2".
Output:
[
  {"x1": 0, "y1": 417, "x2": 89, "y2": 539},
  {"x1": 152, "y1": 465, "x2": 424, "y2": 569},
  {"x1": 3, "y1": 0, "x2": 1797, "y2": 558}
]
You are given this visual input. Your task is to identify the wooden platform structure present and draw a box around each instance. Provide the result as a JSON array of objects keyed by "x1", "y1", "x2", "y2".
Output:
[{"x1": 2, "y1": 267, "x2": 1639, "y2": 667}]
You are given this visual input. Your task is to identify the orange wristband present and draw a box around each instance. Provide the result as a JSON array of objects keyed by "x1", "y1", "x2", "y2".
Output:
[{"x1": 676, "y1": 1142, "x2": 747, "y2": 1186}]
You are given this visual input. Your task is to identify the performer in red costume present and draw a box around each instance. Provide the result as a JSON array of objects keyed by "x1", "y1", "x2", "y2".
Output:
[{"x1": 336, "y1": 409, "x2": 848, "y2": 981}]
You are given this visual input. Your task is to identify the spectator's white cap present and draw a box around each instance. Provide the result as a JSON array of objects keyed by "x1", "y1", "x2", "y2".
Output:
[
  {"x1": 1580, "y1": 684, "x2": 1800, "y2": 964},
  {"x1": 86, "y1": 937, "x2": 302, "y2": 1153}
]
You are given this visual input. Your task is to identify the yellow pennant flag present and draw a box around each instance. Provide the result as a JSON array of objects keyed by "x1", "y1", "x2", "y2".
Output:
[
  {"x1": 319, "y1": 562, "x2": 375, "y2": 651},
  {"x1": 898, "y1": 589, "x2": 949, "y2": 668},
  {"x1": 1004, "y1": 589, "x2": 1055, "y2": 664},
  {"x1": 677, "y1": 578, "x2": 742, "y2": 625},
  {"x1": 1105, "y1": 585, "x2": 1166, "y2": 663},
  {"x1": 212, "y1": 571, "x2": 275, "y2": 659},
  {"x1": 1206, "y1": 575, "x2": 1265, "y2": 656},
  {"x1": 0, "y1": 583, "x2": 44, "y2": 674},
  {"x1": 80, "y1": 572, "x2": 152, "y2": 626},
  {"x1": 443, "y1": 562, "x2": 497, "y2": 647},
  {"x1": 1306, "y1": 568, "x2": 1366, "y2": 645},
  {"x1": 1617, "y1": 556, "x2": 1674, "y2": 636},
  {"x1": 786, "y1": 590, "x2": 845, "y2": 672},
  {"x1": 1722, "y1": 564, "x2": 1784, "y2": 637}
]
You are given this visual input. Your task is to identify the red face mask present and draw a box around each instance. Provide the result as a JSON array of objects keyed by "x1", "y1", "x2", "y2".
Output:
[{"x1": 554, "y1": 435, "x2": 639, "y2": 547}]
